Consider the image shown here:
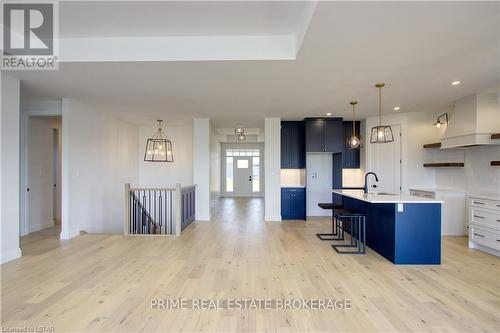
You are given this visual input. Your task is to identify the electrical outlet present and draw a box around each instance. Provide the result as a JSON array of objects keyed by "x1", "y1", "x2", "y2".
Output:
[{"x1": 397, "y1": 203, "x2": 404, "y2": 212}]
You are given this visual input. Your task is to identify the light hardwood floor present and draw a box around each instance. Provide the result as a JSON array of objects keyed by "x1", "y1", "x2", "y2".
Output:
[{"x1": 2, "y1": 198, "x2": 499, "y2": 332}]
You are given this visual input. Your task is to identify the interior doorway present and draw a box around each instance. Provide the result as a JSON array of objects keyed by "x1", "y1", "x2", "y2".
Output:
[
  {"x1": 23, "y1": 116, "x2": 62, "y2": 236},
  {"x1": 221, "y1": 143, "x2": 264, "y2": 197}
]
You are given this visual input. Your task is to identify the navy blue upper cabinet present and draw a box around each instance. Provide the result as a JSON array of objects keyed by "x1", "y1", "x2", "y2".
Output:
[
  {"x1": 305, "y1": 118, "x2": 343, "y2": 153},
  {"x1": 342, "y1": 121, "x2": 360, "y2": 168},
  {"x1": 305, "y1": 119, "x2": 324, "y2": 152},
  {"x1": 281, "y1": 121, "x2": 305, "y2": 169}
]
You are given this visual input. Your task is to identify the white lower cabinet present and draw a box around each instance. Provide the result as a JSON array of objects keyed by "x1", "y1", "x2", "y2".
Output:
[{"x1": 468, "y1": 196, "x2": 500, "y2": 256}]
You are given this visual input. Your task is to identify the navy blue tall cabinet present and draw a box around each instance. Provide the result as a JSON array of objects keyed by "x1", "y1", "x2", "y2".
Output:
[{"x1": 281, "y1": 121, "x2": 305, "y2": 169}]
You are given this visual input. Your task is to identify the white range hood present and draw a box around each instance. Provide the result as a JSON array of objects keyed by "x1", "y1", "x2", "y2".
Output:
[{"x1": 441, "y1": 93, "x2": 500, "y2": 149}]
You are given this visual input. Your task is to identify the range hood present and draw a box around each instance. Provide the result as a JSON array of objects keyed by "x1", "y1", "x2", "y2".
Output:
[{"x1": 441, "y1": 93, "x2": 500, "y2": 149}]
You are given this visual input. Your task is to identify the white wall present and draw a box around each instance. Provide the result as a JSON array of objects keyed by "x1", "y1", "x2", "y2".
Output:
[
  {"x1": 436, "y1": 147, "x2": 500, "y2": 195},
  {"x1": 264, "y1": 118, "x2": 281, "y2": 221},
  {"x1": 1, "y1": 73, "x2": 22, "y2": 264},
  {"x1": 62, "y1": 99, "x2": 139, "y2": 235},
  {"x1": 138, "y1": 125, "x2": 193, "y2": 188},
  {"x1": 193, "y1": 118, "x2": 210, "y2": 221},
  {"x1": 364, "y1": 108, "x2": 449, "y2": 193},
  {"x1": 209, "y1": 125, "x2": 222, "y2": 197},
  {"x1": 306, "y1": 154, "x2": 332, "y2": 216}
]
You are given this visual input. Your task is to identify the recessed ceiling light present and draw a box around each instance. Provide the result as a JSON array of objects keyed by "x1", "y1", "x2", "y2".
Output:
[
  {"x1": 451, "y1": 81, "x2": 461, "y2": 86},
  {"x1": 393, "y1": 106, "x2": 401, "y2": 111},
  {"x1": 326, "y1": 112, "x2": 332, "y2": 116}
]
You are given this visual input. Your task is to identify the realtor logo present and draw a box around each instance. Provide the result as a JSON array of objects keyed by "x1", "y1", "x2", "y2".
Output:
[{"x1": 1, "y1": 0, "x2": 58, "y2": 70}]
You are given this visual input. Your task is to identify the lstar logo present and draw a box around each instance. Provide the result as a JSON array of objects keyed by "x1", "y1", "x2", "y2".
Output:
[{"x1": 1, "y1": 1, "x2": 58, "y2": 70}]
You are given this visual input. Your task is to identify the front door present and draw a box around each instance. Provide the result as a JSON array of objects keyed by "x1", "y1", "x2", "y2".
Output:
[{"x1": 233, "y1": 157, "x2": 252, "y2": 197}]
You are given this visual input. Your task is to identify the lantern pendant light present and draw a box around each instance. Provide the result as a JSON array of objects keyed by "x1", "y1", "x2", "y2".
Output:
[
  {"x1": 144, "y1": 120, "x2": 173, "y2": 162},
  {"x1": 370, "y1": 83, "x2": 394, "y2": 144},
  {"x1": 347, "y1": 101, "x2": 362, "y2": 149}
]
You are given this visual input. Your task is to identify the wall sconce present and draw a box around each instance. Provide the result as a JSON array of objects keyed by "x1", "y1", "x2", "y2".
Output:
[{"x1": 433, "y1": 113, "x2": 448, "y2": 128}]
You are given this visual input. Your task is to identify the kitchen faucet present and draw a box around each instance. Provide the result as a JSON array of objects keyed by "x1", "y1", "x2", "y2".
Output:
[{"x1": 364, "y1": 172, "x2": 379, "y2": 193}]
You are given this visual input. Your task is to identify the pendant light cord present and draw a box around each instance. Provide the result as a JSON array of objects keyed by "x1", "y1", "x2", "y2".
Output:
[
  {"x1": 379, "y1": 87, "x2": 382, "y2": 127},
  {"x1": 352, "y1": 104, "x2": 356, "y2": 136}
]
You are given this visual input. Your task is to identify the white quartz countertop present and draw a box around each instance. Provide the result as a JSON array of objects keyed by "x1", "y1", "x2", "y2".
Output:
[
  {"x1": 333, "y1": 190, "x2": 443, "y2": 204},
  {"x1": 467, "y1": 193, "x2": 500, "y2": 201}
]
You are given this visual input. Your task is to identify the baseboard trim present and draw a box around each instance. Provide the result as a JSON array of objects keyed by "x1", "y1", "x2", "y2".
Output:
[
  {"x1": 468, "y1": 241, "x2": 500, "y2": 257},
  {"x1": 265, "y1": 215, "x2": 282, "y2": 222},
  {"x1": 1, "y1": 247, "x2": 22, "y2": 264},
  {"x1": 28, "y1": 221, "x2": 55, "y2": 233},
  {"x1": 60, "y1": 228, "x2": 80, "y2": 240}
]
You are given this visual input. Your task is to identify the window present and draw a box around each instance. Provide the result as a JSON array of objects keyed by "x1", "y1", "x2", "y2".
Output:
[
  {"x1": 226, "y1": 157, "x2": 233, "y2": 192},
  {"x1": 237, "y1": 159, "x2": 249, "y2": 168}
]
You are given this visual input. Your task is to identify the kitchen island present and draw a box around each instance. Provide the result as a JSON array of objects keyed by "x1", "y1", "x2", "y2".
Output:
[{"x1": 333, "y1": 190, "x2": 443, "y2": 264}]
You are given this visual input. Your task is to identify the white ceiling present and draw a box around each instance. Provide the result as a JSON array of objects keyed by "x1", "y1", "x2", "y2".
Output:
[
  {"x1": 60, "y1": 1, "x2": 310, "y2": 37},
  {"x1": 11, "y1": 1, "x2": 500, "y2": 128}
]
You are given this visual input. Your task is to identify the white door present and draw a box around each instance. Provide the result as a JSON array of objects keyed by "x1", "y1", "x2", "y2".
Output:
[
  {"x1": 27, "y1": 117, "x2": 55, "y2": 233},
  {"x1": 233, "y1": 157, "x2": 252, "y2": 197},
  {"x1": 369, "y1": 125, "x2": 402, "y2": 194}
]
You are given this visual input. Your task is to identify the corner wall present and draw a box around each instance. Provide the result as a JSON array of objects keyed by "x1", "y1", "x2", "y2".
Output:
[
  {"x1": 264, "y1": 118, "x2": 281, "y2": 221},
  {"x1": 62, "y1": 99, "x2": 139, "y2": 235},
  {"x1": 1, "y1": 73, "x2": 22, "y2": 263}
]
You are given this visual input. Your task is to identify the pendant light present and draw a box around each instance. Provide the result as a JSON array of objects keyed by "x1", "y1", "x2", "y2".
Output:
[
  {"x1": 144, "y1": 120, "x2": 173, "y2": 162},
  {"x1": 347, "y1": 101, "x2": 362, "y2": 149},
  {"x1": 235, "y1": 126, "x2": 246, "y2": 141},
  {"x1": 370, "y1": 83, "x2": 394, "y2": 144}
]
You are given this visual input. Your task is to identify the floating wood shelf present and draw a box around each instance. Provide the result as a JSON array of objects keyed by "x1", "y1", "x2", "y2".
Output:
[
  {"x1": 491, "y1": 133, "x2": 500, "y2": 140},
  {"x1": 423, "y1": 142, "x2": 441, "y2": 149},
  {"x1": 491, "y1": 161, "x2": 500, "y2": 166},
  {"x1": 423, "y1": 163, "x2": 464, "y2": 168}
]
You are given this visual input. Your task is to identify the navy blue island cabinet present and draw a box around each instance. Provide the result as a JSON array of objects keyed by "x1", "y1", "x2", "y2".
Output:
[
  {"x1": 305, "y1": 118, "x2": 343, "y2": 153},
  {"x1": 281, "y1": 187, "x2": 306, "y2": 220},
  {"x1": 335, "y1": 191, "x2": 442, "y2": 265},
  {"x1": 281, "y1": 121, "x2": 305, "y2": 169},
  {"x1": 342, "y1": 121, "x2": 361, "y2": 168}
]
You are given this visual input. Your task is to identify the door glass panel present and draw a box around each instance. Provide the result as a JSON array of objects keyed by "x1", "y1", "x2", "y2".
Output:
[
  {"x1": 252, "y1": 157, "x2": 260, "y2": 192},
  {"x1": 237, "y1": 159, "x2": 249, "y2": 168},
  {"x1": 226, "y1": 157, "x2": 233, "y2": 192}
]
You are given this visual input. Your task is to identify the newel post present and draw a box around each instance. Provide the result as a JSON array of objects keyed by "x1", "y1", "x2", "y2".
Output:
[
  {"x1": 124, "y1": 183, "x2": 130, "y2": 235},
  {"x1": 175, "y1": 183, "x2": 182, "y2": 236}
]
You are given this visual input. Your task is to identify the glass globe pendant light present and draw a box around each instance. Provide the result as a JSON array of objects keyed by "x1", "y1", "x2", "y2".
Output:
[
  {"x1": 370, "y1": 83, "x2": 394, "y2": 144},
  {"x1": 144, "y1": 120, "x2": 173, "y2": 162},
  {"x1": 347, "y1": 101, "x2": 362, "y2": 149}
]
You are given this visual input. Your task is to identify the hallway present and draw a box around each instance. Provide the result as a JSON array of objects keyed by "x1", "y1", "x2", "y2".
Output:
[{"x1": 1, "y1": 199, "x2": 499, "y2": 332}]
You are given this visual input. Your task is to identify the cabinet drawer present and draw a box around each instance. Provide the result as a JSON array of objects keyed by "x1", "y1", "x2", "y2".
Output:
[
  {"x1": 470, "y1": 208, "x2": 500, "y2": 231},
  {"x1": 470, "y1": 224, "x2": 500, "y2": 250},
  {"x1": 470, "y1": 198, "x2": 500, "y2": 211}
]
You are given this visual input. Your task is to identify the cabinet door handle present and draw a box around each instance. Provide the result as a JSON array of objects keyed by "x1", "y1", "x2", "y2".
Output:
[
  {"x1": 473, "y1": 201, "x2": 485, "y2": 205},
  {"x1": 473, "y1": 215, "x2": 484, "y2": 219},
  {"x1": 497, "y1": 240, "x2": 500, "y2": 242},
  {"x1": 496, "y1": 220, "x2": 500, "y2": 222},
  {"x1": 473, "y1": 232, "x2": 485, "y2": 238}
]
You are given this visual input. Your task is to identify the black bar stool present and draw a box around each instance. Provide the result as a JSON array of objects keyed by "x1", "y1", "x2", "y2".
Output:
[
  {"x1": 316, "y1": 203, "x2": 344, "y2": 241},
  {"x1": 331, "y1": 208, "x2": 366, "y2": 254}
]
